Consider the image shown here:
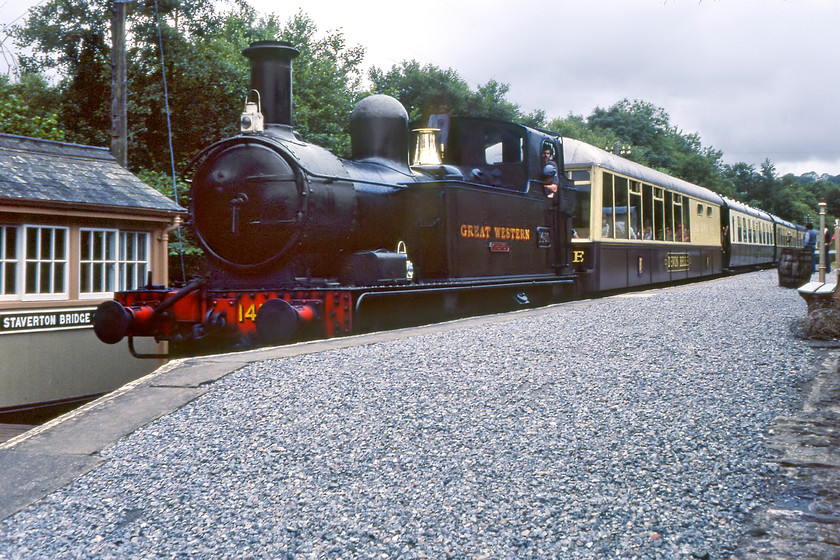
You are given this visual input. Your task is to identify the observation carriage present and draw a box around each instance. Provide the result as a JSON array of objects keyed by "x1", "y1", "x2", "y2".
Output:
[{"x1": 561, "y1": 139, "x2": 726, "y2": 294}]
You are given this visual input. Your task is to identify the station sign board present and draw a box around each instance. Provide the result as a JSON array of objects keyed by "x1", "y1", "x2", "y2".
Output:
[{"x1": 0, "y1": 307, "x2": 96, "y2": 335}]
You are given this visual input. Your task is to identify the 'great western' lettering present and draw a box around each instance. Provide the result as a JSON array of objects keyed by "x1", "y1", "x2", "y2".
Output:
[{"x1": 460, "y1": 224, "x2": 530, "y2": 242}]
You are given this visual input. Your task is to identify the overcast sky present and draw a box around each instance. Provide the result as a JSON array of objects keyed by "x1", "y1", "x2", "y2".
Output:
[{"x1": 2, "y1": 0, "x2": 838, "y2": 176}]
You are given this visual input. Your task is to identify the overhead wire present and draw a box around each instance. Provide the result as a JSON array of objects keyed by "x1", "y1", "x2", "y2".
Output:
[{"x1": 152, "y1": 0, "x2": 187, "y2": 284}]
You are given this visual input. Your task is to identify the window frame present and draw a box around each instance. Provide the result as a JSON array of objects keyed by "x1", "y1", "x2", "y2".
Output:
[
  {"x1": 119, "y1": 231, "x2": 151, "y2": 291},
  {"x1": 22, "y1": 225, "x2": 69, "y2": 301},
  {"x1": 79, "y1": 228, "x2": 119, "y2": 299},
  {"x1": 0, "y1": 225, "x2": 20, "y2": 301}
]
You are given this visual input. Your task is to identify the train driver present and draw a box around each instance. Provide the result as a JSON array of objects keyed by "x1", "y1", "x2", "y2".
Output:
[{"x1": 541, "y1": 143, "x2": 559, "y2": 198}]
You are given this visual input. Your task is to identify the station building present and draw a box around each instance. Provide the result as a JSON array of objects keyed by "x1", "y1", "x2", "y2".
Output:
[{"x1": 0, "y1": 133, "x2": 185, "y2": 420}]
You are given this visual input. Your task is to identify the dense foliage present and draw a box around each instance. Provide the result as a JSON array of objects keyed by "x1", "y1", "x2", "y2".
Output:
[{"x1": 5, "y1": 0, "x2": 837, "y2": 256}]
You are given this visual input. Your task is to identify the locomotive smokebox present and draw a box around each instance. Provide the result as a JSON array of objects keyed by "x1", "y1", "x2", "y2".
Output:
[{"x1": 242, "y1": 41, "x2": 299, "y2": 126}]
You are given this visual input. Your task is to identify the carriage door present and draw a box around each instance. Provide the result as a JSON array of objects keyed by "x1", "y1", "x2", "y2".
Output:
[{"x1": 547, "y1": 139, "x2": 573, "y2": 273}]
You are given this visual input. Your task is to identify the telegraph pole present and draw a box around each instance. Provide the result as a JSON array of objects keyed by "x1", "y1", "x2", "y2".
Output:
[{"x1": 110, "y1": 0, "x2": 128, "y2": 167}]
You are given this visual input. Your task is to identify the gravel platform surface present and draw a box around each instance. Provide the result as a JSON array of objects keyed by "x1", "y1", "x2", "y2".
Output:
[{"x1": 0, "y1": 270, "x2": 826, "y2": 559}]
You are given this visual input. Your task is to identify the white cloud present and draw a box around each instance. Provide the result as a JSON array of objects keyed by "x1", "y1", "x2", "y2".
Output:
[{"x1": 3, "y1": 0, "x2": 839, "y2": 176}]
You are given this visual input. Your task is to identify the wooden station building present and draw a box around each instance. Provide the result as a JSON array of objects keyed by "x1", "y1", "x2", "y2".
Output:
[{"x1": 0, "y1": 133, "x2": 185, "y2": 421}]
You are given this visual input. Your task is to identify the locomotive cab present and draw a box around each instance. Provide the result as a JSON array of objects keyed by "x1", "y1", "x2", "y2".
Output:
[
  {"x1": 415, "y1": 117, "x2": 558, "y2": 194},
  {"x1": 400, "y1": 116, "x2": 576, "y2": 282}
]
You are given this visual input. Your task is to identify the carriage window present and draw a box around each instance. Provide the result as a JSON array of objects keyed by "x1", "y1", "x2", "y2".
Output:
[
  {"x1": 697, "y1": 203, "x2": 704, "y2": 216},
  {"x1": 569, "y1": 170, "x2": 592, "y2": 239},
  {"x1": 653, "y1": 187, "x2": 665, "y2": 240},
  {"x1": 568, "y1": 170, "x2": 591, "y2": 181},
  {"x1": 680, "y1": 197, "x2": 691, "y2": 242},
  {"x1": 707, "y1": 206, "x2": 713, "y2": 218},
  {"x1": 614, "y1": 176, "x2": 629, "y2": 239},
  {"x1": 643, "y1": 184, "x2": 654, "y2": 240},
  {"x1": 629, "y1": 181, "x2": 642, "y2": 240},
  {"x1": 602, "y1": 172, "x2": 614, "y2": 238},
  {"x1": 673, "y1": 194, "x2": 684, "y2": 242}
]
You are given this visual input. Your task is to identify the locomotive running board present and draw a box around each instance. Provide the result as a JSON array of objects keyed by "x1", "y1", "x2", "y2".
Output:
[{"x1": 353, "y1": 278, "x2": 576, "y2": 313}]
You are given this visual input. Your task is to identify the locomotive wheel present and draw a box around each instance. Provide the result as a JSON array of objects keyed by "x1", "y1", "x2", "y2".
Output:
[{"x1": 255, "y1": 299, "x2": 299, "y2": 346}]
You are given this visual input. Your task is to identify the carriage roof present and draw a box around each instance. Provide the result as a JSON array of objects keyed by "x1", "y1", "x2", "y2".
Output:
[{"x1": 561, "y1": 137, "x2": 724, "y2": 206}]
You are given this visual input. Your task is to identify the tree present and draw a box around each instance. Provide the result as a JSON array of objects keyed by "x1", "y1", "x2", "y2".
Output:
[
  {"x1": 369, "y1": 60, "x2": 473, "y2": 124},
  {"x1": 469, "y1": 79, "x2": 521, "y2": 123},
  {"x1": 547, "y1": 112, "x2": 621, "y2": 153},
  {"x1": 0, "y1": 74, "x2": 66, "y2": 140},
  {"x1": 368, "y1": 60, "x2": 528, "y2": 126},
  {"x1": 279, "y1": 11, "x2": 365, "y2": 157},
  {"x1": 10, "y1": 0, "x2": 250, "y2": 160},
  {"x1": 587, "y1": 99, "x2": 672, "y2": 169},
  {"x1": 11, "y1": 2, "x2": 367, "y2": 167}
]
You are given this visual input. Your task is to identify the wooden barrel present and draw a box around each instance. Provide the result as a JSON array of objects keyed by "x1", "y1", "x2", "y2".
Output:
[{"x1": 778, "y1": 247, "x2": 813, "y2": 288}]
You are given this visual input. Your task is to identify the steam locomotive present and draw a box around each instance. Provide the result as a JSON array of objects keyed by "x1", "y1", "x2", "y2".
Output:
[{"x1": 93, "y1": 40, "x2": 801, "y2": 357}]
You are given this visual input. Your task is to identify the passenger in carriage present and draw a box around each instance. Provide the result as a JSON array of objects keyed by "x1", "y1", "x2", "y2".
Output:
[{"x1": 643, "y1": 220, "x2": 653, "y2": 240}]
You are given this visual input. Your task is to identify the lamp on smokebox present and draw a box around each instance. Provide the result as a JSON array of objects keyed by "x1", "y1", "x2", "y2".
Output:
[{"x1": 240, "y1": 90, "x2": 264, "y2": 133}]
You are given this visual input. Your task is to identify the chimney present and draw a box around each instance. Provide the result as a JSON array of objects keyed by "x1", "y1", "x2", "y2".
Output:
[{"x1": 242, "y1": 41, "x2": 300, "y2": 126}]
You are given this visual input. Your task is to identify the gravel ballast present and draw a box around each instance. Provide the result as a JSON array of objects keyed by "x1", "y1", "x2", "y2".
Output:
[{"x1": 0, "y1": 270, "x2": 825, "y2": 559}]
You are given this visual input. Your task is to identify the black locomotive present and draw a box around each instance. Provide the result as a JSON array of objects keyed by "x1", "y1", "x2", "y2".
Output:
[{"x1": 93, "y1": 40, "x2": 579, "y2": 355}]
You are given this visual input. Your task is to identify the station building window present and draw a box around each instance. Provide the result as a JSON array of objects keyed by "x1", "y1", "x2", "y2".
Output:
[
  {"x1": 24, "y1": 226, "x2": 68, "y2": 299},
  {"x1": 0, "y1": 225, "x2": 70, "y2": 299},
  {"x1": 80, "y1": 228, "x2": 151, "y2": 296},
  {"x1": 120, "y1": 232, "x2": 150, "y2": 291},
  {"x1": 0, "y1": 224, "x2": 152, "y2": 300},
  {"x1": 80, "y1": 228, "x2": 118, "y2": 296},
  {"x1": 0, "y1": 226, "x2": 18, "y2": 297}
]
